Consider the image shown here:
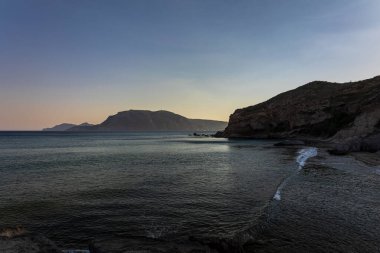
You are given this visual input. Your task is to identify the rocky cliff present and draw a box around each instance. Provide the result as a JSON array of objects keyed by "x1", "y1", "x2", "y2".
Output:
[{"x1": 219, "y1": 76, "x2": 380, "y2": 152}]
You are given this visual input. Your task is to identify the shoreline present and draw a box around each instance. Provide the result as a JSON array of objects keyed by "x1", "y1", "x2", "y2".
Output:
[{"x1": 243, "y1": 147, "x2": 380, "y2": 253}]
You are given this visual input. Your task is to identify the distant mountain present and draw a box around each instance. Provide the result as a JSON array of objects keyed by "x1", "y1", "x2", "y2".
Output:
[
  {"x1": 67, "y1": 110, "x2": 227, "y2": 131},
  {"x1": 77, "y1": 122, "x2": 93, "y2": 127},
  {"x1": 43, "y1": 122, "x2": 93, "y2": 131},
  {"x1": 43, "y1": 123, "x2": 77, "y2": 131}
]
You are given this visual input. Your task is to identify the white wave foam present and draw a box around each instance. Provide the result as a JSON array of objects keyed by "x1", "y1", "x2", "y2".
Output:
[
  {"x1": 273, "y1": 189, "x2": 281, "y2": 201},
  {"x1": 273, "y1": 147, "x2": 318, "y2": 201},
  {"x1": 296, "y1": 147, "x2": 318, "y2": 168}
]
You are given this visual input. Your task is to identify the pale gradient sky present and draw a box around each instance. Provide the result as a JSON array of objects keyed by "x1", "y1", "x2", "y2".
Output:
[{"x1": 1, "y1": 0, "x2": 380, "y2": 130}]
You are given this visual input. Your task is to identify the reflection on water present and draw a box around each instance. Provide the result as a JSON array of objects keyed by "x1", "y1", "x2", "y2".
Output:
[{"x1": 0, "y1": 132, "x2": 295, "y2": 248}]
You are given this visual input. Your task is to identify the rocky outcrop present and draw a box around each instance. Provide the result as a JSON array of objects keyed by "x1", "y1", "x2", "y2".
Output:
[
  {"x1": 68, "y1": 110, "x2": 227, "y2": 132},
  {"x1": 328, "y1": 133, "x2": 380, "y2": 155},
  {"x1": 0, "y1": 227, "x2": 61, "y2": 253},
  {"x1": 220, "y1": 76, "x2": 380, "y2": 152}
]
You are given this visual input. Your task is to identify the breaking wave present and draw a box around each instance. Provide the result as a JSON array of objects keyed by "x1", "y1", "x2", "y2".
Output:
[{"x1": 273, "y1": 147, "x2": 318, "y2": 201}]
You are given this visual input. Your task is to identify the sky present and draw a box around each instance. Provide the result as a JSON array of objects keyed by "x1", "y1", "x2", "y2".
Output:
[{"x1": 1, "y1": 0, "x2": 380, "y2": 130}]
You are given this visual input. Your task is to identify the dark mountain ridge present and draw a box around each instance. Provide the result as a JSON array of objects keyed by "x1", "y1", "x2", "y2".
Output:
[
  {"x1": 43, "y1": 123, "x2": 75, "y2": 131},
  {"x1": 42, "y1": 122, "x2": 93, "y2": 131},
  {"x1": 65, "y1": 110, "x2": 227, "y2": 131}
]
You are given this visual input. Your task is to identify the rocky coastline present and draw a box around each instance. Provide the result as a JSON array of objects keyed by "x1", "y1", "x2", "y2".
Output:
[{"x1": 215, "y1": 75, "x2": 380, "y2": 155}]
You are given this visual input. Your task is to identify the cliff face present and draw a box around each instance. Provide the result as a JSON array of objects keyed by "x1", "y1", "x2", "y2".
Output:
[
  {"x1": 69, "y1": 110, "x2": 227, "y2": 131},
  {"x1": 221, "y1": 76, "x2": 380, "y2": 142}
]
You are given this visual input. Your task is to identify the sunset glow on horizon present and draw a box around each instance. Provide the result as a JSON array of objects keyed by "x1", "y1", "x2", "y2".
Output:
[{"x1": 1, "y1": 0, "x2": 380, "y2": 130}]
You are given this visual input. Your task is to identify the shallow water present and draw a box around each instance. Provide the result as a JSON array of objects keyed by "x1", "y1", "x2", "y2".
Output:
[
  {"x1": 273, "y1": 147, "x2": 318, "y2": 201},
  {"x1": 244, "y1": 150, "x2": 380, "y2": 253},
  {"x1": 0, "y1": 132, "x2": 297, "y2": 248}
]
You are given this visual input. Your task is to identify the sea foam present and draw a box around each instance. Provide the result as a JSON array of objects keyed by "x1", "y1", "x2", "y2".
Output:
[
  {"x1": 273, "y1": 147, "x2": 318, "y2": 201},
  {"x1": 296, "y1": 147, "x2": 318, "y2": 168}
]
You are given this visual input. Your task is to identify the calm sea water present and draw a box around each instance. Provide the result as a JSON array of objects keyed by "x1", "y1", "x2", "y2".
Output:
[{"x1": 0, "y1": 132, "x2": 297, "y2": 248}]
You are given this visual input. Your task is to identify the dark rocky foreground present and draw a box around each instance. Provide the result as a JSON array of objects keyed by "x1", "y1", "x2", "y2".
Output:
[
  {"x1": 218, "y1": 75, "x2": 380, "y2": 154},
  {"x1": 0, "y1": 228, "x2": 61, "y2": 253}
]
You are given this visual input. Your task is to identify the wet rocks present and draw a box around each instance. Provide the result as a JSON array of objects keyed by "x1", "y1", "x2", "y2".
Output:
[
  {"x1": 328, "y1": 133, "x2": 380, "y2": 155},
  {"x1": 213, "y1": 131, "x2": 224, "y2": 138},
  {"x1": 0, "y1": 227, "x2": 61, "y2": 253},
  {"x1": 192, "y1": 132, "x2": 212, "y2": 137}
]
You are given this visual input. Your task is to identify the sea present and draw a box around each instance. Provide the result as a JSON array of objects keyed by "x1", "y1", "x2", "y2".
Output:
[{"x1": 1, "y1": 131, "x2": 379, "y2": 252}]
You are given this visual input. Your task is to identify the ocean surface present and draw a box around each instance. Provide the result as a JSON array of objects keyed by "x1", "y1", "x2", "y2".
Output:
[
  {"x1": 0, "y1": 131, "x2": 298, "y2": 247},
  {"x1": 1, "y1": 132, "x2": 379, "y2": 252}
]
